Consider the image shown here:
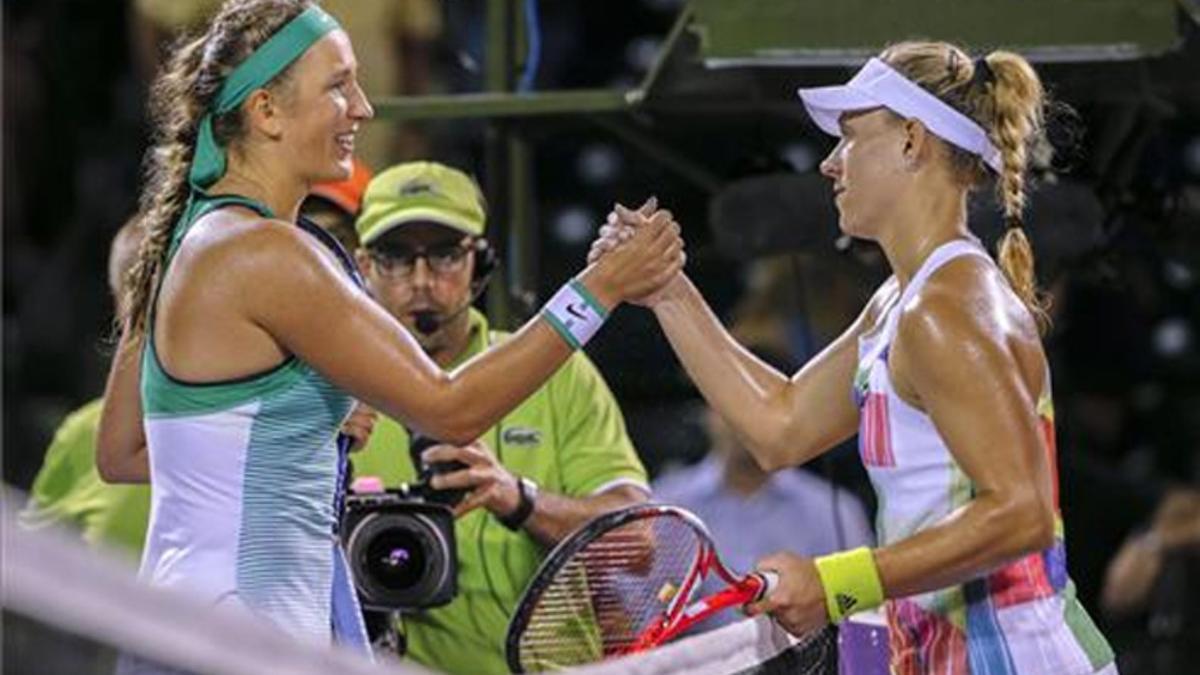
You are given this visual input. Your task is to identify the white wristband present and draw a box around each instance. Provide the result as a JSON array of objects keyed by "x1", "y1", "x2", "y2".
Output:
[{"x1": 541, "y1": 279, "x2": 610, "y2": 349}]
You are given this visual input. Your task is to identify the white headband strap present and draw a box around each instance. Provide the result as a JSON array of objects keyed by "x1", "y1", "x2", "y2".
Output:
[{"x1": 797, "y1": 58, "x2": 1003, "y2": 173}]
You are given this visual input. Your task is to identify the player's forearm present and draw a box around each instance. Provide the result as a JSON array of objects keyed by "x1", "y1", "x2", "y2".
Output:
[
  {"x1": 96, "y1": 331, "x2": 151, "y2": 483},
  {"x1": 873, "y1": 489, "x2": 1055, "y2": 599},
  {"x1": 651, "y1": 275, "x2": 795, "y2": 466},
  {"x1": 97, "y1": 444, "x2": 151, "y2": 483},
  {"x1": 1100, "y1": 532, "x2": 1162, "y2": 615},
  {"x1": 522, "y1": 485, "x2": 649, "y2": 547},
  {"x1": 425, "y1": 319, "x2": 576, "y2": 444},
  {"x1": 416, "y1": 270, "x2": 618, "y2": 445}
]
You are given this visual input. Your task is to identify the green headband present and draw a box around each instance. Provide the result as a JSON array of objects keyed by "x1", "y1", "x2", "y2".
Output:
[{"x1": 189, "y1": 5, "x2": 340, "y2": 189}]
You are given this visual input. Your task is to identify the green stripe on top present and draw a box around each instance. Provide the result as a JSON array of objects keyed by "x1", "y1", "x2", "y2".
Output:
[
  {"x1": 166, "y1": 194, "x2": 276, "y2": 263},
  {"x1": 235, "y1": 366, "x2": 351, "y2": 638},
  {"x1": 569, "y1": 279, "x2": 609, "y2": 319},
  {"x1": 541, "y1": 309, "x2": 582, "y2": 350},
  {"x1": 1062, "y1": 581, "x2": 1115, "y2": 669},
  {"x1": 142, "y1": 342, "x2": 310, "y2": 417},
  {"x1": 143, "y1": 192, "x2": 306, "y2": 417}
]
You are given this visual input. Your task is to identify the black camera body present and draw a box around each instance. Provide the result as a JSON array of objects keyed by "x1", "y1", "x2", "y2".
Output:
[
  {"x1": 340, "y1": 430, "x2": 469, "y2": 611},
  {"x1": 341, "y1": 489, "x2": 457, "y2": 610}
]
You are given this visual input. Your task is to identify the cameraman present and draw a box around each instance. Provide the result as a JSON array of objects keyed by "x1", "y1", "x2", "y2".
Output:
[{"x1": 351, "y1": 161, "x2": 649, "y2": 674}]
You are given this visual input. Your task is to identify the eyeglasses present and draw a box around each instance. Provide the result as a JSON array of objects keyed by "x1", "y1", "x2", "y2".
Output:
[{"x1": 368, "y1": 241, "x2": 472, "y2": 280}]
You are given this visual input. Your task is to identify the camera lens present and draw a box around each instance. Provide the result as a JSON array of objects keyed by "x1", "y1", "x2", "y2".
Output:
[
  {"x1": 365, "y1": 528, "x2": 427, "y2": 591},
  {"x1": 346, "y1": 508, "x2": 455, "y2": 609}
]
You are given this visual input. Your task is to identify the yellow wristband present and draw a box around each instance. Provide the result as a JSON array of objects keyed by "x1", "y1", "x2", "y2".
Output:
[{"x1": 813, "y1": 547, "x2": 884, "y2": 623}]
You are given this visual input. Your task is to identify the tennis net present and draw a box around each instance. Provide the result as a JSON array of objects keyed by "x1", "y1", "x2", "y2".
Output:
[
  {"x1": 568, "y1": 616, "x2": 837, "y2": 675},
  {"x1": 4, "y1": 485, "x2": 867, "y2": 675},
  {"x1": 2, "y1": 486, "x2": 428, "y2": 675}
]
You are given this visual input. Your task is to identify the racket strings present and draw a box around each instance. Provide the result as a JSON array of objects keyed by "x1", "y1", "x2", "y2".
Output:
[{"x1": 516, "y1": 515, "x2": 703, "y2": 670}]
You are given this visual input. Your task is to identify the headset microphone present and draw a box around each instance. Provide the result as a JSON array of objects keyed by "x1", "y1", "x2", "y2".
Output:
[
  {"x1": 413, "y1": 302, "x2": 471, "y2": 335},
  {"x1": 413, "y1": 311, "x2": 442, "y2": 335},
  {"x1": 411, "y1": 243, "x2": 496, "y2": 336},
  {"x1": 412, "y1": 281, "x2": 486, "y2": 335}
]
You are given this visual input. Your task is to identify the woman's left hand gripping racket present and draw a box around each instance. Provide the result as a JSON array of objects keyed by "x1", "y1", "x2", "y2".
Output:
[{"x1": 505, "y1": 503, "x2": 777, "y2": 673}]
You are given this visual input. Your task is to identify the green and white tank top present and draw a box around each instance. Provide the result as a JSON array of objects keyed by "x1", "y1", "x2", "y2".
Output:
[{"x1": 138, "y1": 192, "x2": 354, "y2": 644}]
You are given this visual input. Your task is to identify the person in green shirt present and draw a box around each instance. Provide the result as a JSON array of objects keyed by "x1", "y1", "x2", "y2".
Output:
[
  {"x1": 21, "y1": 221, "x2": 153, "y2": 557},
  {"x1": 350, "y1": 161, "x2": 650, "y2": 674}
]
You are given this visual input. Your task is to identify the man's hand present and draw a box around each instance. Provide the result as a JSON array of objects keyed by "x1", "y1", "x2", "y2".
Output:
[
  {"x1": 340, "y1": 403, "x2": 378, "y2": 452},
  {"x1": 744, "y1": 551, "x2": 829, "y2": 637},
  {"x1": 1153, "y1": 488, "x2": 1200, "y2": 550},
  {"x1": 424, "y1": 442, "x2": 521, "y2": 518}
]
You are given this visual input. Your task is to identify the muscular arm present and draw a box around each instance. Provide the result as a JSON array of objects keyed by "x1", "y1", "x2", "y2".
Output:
[
  {"x1": 96, "y1": 329, "x2": 150, "y2": 483},
  {"x1": 251, "y1": 222, "x2": 678, "y2": 445},
  {"x1": 523, "y1": 485, "x2": 648, "y2": 547},
  {"x1": 873, "y1": 273, "x2": 1055, "y2": 598},
  {"x1": 650, "y1": 274, "x2": 887, "y2": 470},
  {"x1": 424, "y1": 442, "x2": 649, "y2": 547}
]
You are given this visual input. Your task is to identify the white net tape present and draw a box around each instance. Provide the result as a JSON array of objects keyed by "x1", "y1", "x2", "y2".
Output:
[
  {"x1": 2, "y1": 487, "x2": 428, "y2": 675},
  {"x1": 569, "y1": 615, "x2": 836, "y2": 675},
  {"x1": 3, "y1": 486, "x2": 838, "y2": 675}
]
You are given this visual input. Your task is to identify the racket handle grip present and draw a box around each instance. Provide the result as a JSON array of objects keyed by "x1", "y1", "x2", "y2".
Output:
[{"x1": 754, "y1": 571, "x2": 779, "y2": 601}]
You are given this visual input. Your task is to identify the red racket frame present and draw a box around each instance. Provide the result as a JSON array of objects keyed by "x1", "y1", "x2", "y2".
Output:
[
  {"x1": 506, "y1": 504, "x2": 776, "y2": 672},
  {"x1": 622, "y1": 541, "x2": 774, "y2": 654}
]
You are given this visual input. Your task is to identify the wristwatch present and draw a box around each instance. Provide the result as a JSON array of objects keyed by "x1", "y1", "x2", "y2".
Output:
[{"x1": 499, "y1": 476, "x2": 539, "y2": 531}]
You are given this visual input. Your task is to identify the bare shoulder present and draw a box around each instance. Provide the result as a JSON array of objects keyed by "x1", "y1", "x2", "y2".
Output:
[
  {"x1": 895, "y1": 255, "x2": 1044, "y2": 394},
  {"x1": 185, "y1": 208, "x2": 340, "y2": 283},
  {"x1": 191, "y1": 208, "x2": 322, "y2": 260}
]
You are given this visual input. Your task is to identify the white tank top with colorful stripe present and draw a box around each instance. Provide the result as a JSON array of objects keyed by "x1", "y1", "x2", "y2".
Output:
[
  {"x1": 853, "y1": 240, "x2": 1114, "y2": 674},
  {"x1": 137, "y1": 194, "x2": 354, "y2": 645}
]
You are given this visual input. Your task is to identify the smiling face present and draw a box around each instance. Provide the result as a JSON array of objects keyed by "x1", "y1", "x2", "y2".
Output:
[
  {"x1": 818, "y1": 108, "x2": 911, "y2": 241},
  {"x1": 275, "y1": 29, "x2": 373, "y2": 183}
]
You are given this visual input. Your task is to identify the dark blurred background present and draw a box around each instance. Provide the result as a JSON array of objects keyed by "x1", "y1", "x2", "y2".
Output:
[{"x1": 4, "y1": 1, "x2": 1199, "y2": 671}]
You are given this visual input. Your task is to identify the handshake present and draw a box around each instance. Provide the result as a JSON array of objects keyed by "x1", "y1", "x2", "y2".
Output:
[{"x1": 581, "y1": 197, "x2": 688, "y2": 309}]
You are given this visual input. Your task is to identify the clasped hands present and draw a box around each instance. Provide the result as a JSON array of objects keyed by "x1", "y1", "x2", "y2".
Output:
[
  {"x1": 588, "y1": 197, "x2": 687, "y2": 307},
  {"x1": 590, "y1": 200, "x2": 831, "y2": 637}
]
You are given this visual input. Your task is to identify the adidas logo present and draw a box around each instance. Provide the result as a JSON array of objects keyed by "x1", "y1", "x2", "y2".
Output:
[{"x1": 836, "y1": 593, "x2": 858, "y2": 615}]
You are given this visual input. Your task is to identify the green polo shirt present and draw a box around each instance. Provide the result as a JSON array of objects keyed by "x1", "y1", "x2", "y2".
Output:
[
  {"x1": 21, "y1": 398, "x2": 152, "y2": 559},
  {"x1": 351, "y1": 309, "x2": 647, "y2": 675}
]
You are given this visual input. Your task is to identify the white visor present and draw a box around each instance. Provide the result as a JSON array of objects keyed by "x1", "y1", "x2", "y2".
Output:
[{"x1": 796, "y1": 58, "x2": 1002, "y2": 173}]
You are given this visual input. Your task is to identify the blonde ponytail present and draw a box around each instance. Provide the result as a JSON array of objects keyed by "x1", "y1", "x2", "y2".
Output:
[
  {"x1": 979, "y1": 51, "x2": 1052, "y2": 332},
  {"x1": 882, "y1": 43, "x2": 1053, "y2": 333},
  {"x1": 996, "y1": 226, "x2": 1049, "y2": 331}
]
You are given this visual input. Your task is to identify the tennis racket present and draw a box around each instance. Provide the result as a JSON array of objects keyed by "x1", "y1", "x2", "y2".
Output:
[{"x1": 505, "y1": 503, "x2": 779, "y2": 672}]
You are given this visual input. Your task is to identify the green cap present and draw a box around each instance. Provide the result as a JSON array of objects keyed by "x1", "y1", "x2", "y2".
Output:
[{"x1": 356, "y1": 161, "x2": 487, "y2": 245}]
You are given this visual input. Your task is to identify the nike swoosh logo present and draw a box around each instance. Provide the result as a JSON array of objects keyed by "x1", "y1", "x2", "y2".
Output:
[{"x1": 566, "y1": 303, "x2": 588, "y2": 321}]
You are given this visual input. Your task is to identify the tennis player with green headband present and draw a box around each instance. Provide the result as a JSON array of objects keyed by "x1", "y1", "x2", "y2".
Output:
[
  {"x1": 596, "y1": 41, "x2": 1115, "y2": 673},
  {"x1": 97, "y1": 0, "x2": 683, "y2": 655}
]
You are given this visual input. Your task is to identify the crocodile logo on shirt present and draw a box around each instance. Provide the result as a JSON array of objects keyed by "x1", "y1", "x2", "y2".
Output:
[
  {"x1": 502, "y1": 427, "x2": 542, "y2": 448},
  {"x1": 399, "y1": 179, "x2": 439, "y2": 198}
]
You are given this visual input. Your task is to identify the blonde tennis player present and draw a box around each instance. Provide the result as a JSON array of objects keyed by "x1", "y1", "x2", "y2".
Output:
[{"x1": 594, "y1": 42, "x2": 1115, "y2": 674}]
